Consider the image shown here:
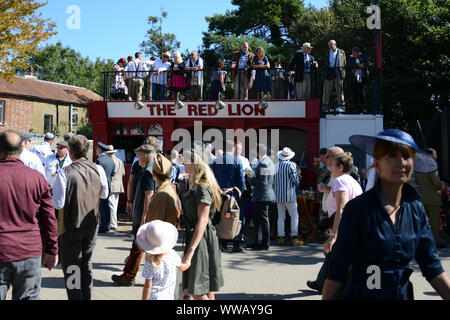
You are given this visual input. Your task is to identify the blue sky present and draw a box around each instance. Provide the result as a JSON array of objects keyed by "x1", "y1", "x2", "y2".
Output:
[{"x1": 39, "y1": 0, "x2": 329, "y2": 62}]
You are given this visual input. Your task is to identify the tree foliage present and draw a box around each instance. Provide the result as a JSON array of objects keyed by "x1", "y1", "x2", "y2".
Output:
[
  {"x1": 18, "y1": 42, "x2": 114, "y2": 96},
  {"x1": 203, "y1": 0, "x2": 449, "y2": 128},
  {"x1": 0, "y1": 0, "x2": 56, "y2": 82},
  {"x1": 140, "y1": 11, "x2": 180, "y2": 58},
  {"x1": 206, "y1": 0, "x2": 307, "y2": 47}
]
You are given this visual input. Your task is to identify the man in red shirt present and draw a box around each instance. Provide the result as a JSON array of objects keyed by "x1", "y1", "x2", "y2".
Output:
[{"x1": 0, "y1": 130, "x2": 58, "y2": 300}]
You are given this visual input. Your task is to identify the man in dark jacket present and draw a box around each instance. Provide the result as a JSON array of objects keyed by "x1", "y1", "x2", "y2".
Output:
[
  {"x1": 288, "y1": 42, "x2": 318, "y2": 99},
  {"x1": 211, "y1": 140, "x2": 246, "y2": 252},
  {"x1": 96, "y1": 142, "x2": 115, "y2": 233},
  {"x1": 348, "y1": 46, "x2": 369, "y2": 111},
  {"x1": 322, "y1": 40, "x2": 347, "y2": 113},
  {"x1": 248, "y1": 144, "x2": 276, "y2": 250}
]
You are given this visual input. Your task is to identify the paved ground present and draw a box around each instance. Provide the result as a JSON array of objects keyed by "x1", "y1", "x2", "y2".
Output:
[{"x1": 6, "y1": 213, "x2": 450, "y2": 300}]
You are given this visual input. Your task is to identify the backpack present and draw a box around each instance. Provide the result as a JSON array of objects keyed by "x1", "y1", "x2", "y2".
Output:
[{"x1": 214, "y1": 187, "x2": 242, "y2": 240}]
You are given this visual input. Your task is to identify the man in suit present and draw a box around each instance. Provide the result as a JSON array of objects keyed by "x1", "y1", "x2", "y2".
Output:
[
  {"x1": 210, "y1": 140, "x2": 246, "y2": 252},
  {"x1": 96, "y1": 142, "x2": 115, "y2": 233},
  {"x1": 288, "y1": 42, "x2": 319, "y2": 99},
  {"x1": 231, "y1": 42, "x2": 254, "y2": 100},
  {"x1": 415, "y1": 148, "x2": 446, "y2": 248},
  {"x1": 322, "y1": 40, "x2": 347, "y2": 113},
  {"x1": 106, "y1": 145, "x2": 125, "y2": 230},
  {"x1": 248, "y1": 144, "x2": 276, "y2": 250},
  {"x1": 348, "y1": 46, "x2": 369, "y2": 111}
]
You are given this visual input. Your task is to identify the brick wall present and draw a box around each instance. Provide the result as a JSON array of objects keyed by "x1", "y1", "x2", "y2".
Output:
[{"x1": 0, "y1": 97, "x2": 33, "y2": 133}]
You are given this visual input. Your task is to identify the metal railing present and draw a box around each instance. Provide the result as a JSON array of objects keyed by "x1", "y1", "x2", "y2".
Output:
[{"x1": 102, "y1": 68, "x2": 381, "y2": 115}]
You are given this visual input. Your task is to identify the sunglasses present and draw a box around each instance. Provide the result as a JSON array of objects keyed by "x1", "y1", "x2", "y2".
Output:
[{"x1": 57, "y1": 146, "x2": 66, "y2": 149}]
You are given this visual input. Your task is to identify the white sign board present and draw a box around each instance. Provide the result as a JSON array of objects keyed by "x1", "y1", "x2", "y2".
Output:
[{"x1": 107, "y1": 101, "x2": 306, "y2": 119}]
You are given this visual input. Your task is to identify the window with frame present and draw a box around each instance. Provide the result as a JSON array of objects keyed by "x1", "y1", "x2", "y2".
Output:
[
  {"x1": 44, "y1": 114, "x2": 53, "y2": 133},
  {"x1": 0, "y1": 101, "x2": 4, "y2": 125}
]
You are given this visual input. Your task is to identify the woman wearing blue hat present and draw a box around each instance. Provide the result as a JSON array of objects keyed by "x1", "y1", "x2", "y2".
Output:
[{"x1": 322, "y1": 129, "x2": 450, "y2": 300}]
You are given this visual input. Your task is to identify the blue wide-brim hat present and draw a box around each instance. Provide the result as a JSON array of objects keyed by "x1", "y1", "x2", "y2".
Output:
[{"x1": 349, "y1": 129, "x2": 437, "y2": 173}]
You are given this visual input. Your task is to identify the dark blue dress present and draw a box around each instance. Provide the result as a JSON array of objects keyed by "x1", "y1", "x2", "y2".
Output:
[
  {"x1": 252, "y1": 56, "x2": 271, "y2": 93},
  {"x1": 328, "y1": 183, "x2": 444, "y2": 300}
]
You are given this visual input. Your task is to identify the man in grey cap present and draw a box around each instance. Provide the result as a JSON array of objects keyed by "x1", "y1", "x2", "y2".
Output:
[
  {"x1": 112, "y1": 144, "x2": 156, "y2": 286},
  {"x1": 19, "y1": 132, "x2": 45, "y2": 176},
  {"x1": 31, "y1": 132, "x2": 55, "y2": 165},
  {"x1": 43, "y1": 140, "x2": 72, "y2": 189},
  {"x1": 96, "y1": 142, "x2": 115, "y2": 233}
]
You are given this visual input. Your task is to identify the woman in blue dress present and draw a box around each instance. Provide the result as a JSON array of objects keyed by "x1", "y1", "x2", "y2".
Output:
[
  {"x1": 323, "y1": 129, "x2": 450, "y2": 300},
  {"x1": 251, "y1": 47, "x2": 271, "y2": 100}
]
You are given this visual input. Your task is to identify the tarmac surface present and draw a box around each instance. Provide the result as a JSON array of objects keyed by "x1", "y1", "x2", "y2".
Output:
[{"x1": 6, "y1": 212, "x2": 450, "y2": 301}]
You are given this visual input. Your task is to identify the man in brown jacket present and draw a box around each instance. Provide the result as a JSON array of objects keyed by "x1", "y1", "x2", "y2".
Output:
[
  {"x1": 415, "y1": 148, "x2": 445, "y2": 248},
  {"x1": 231, "y1": 42, "x2": 254, "y2": 100}
]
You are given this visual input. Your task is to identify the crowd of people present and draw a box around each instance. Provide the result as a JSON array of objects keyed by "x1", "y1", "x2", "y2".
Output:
[
  {"x1": 1, "y1": 127, "x2": 450, "y2": 300},
  {"x1": 110, "y1": 40, "x2": 370, "y2": 112}
]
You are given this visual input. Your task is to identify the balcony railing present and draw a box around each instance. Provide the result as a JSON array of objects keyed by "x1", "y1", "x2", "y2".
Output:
[{"x1": 102, "y1": 68, "x2": 381, "y2": 116}]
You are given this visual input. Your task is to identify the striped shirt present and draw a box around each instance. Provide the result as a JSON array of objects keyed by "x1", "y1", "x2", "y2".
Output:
[{"x1": 274, "y1": 160, "x2": 300, "y2": 203}]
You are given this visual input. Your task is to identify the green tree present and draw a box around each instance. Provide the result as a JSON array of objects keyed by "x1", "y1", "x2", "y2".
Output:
[
  {"x1": 0, "y1": 0, "x2": 56, "y2": 82},
  {"x1": 325, "y1": 0, "x2": 449, "y2": 128},
  {"x1": 206, "y1": 0, "x2": 307, "y2": 47},
  {"x1": 18, "y1": 42, "x2": 114, "y2": 96},
  {"x1": 140, "y1": 10, "x2": 180, "y2": 58}
]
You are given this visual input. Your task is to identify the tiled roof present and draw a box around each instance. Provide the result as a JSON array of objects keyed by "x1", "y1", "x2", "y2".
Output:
[{"x1": 0, "y1": 75, "x2": 102, "y2": 105}]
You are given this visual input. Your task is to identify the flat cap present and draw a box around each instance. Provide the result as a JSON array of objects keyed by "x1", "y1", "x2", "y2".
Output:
[
  {"x1": 135, "y1": 144, "x2": 156, "y2": 155},
  {"x1": 44, "y1": 132, "x2": 55, "y2": 140},
  {"x1": 57, "y1": 141, "x2": 69, "y2": 148}
]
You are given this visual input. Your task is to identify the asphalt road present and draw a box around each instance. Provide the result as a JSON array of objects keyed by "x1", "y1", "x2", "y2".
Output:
[{"x1": 6, "y1": 213, "x2": 449, "y2": 301}]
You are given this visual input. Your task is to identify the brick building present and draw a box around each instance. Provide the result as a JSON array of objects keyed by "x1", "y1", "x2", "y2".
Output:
[{"x1": 0, "y1": 75, "x2": 101, "y2": 134}]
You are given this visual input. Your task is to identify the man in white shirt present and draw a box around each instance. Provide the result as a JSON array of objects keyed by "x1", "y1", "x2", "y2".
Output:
[
  {"x1": 143, "y1": 57, "x2": 156, "y2": 100},
  {"x1": 31, "y1": 132, "x2": 55, "y2": 165},
  {"x1": 322, "y1": 40, "x2": 347, "y2": 113},
  {"x1": 151, "y1": 51, "x2": 172, "y2": 101},
  {"x1": 44, "y1": 141, "x2": 72, "y2": 189},
  {"x1": 234, "y1": 142, "x2": 251, "y2": 171},
  {"x1": 124, "y1": 52, "x2": 148, "y2": 102},
  {"x1": 185, "y1": 51, "x2": 204, "y2": 101},
  {"x1": 19, "y1": 133, "x2": 45, "y2": 176},
  {"x1": 52, "y1": 135, "x2": 108, "y2": 300}
]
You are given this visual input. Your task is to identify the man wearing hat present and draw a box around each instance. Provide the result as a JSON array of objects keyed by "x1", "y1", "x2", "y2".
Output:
[
  {"x1": 271, "y1": 58, "x2": 288, "y2": 99},
  {"x1": 112, "y1": 144, "x2": 157, "y2": 286},
  {"x1": 96, "y1": 142, "x2": 116, "y2": 233},
  {"x1": 106, "y1": 145, "x2": 125, "y2": 230},
  {"x1": 63, "y1": 132, "x2": 74, "y2": 143},
  {"x1": 31, "y1": 132, "x2": 55, "y2": 166},
  {"x1": 274, "y1": 147, "x2": 303, "y2": 246},
  {"x1": 348, "y1": 46, "x2": 369, "y2": 111},
  {"x1": 43, "y1": 140, "x2": 72, "y2": 189},
  {"x1": 19, "y1": 132, "x2": 45, "y2": 176},
  {"x1": 288, "y1": 42, "x2": 318, "y2": 99}
]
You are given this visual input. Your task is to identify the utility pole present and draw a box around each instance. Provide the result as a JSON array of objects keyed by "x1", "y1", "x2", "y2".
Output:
[{"x1": 367, "y1": 1, "x2": 382, "y2": 115}]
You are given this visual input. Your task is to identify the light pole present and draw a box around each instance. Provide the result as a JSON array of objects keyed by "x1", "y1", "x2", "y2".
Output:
[{"x1": 367, "y1": 1, "x2": 382, "y2": 115}]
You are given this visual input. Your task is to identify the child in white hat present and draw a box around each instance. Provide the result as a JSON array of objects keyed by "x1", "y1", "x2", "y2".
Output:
[{"x1": 136, "y1": 220, "x2": 190, "y2": 300}]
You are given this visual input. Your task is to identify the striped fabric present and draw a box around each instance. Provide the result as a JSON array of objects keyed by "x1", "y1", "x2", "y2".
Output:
[{"x1": 274, "y1": 160, "x2": 300, "y2": 203}]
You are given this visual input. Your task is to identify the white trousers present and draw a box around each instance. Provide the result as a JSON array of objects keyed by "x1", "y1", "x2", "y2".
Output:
[
  {"x1": 108, "y1": 193, "x2": 120, "y2": 229},
  {"x1": 277, "y1": 202, "x2": 299, "y2": 237}
]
